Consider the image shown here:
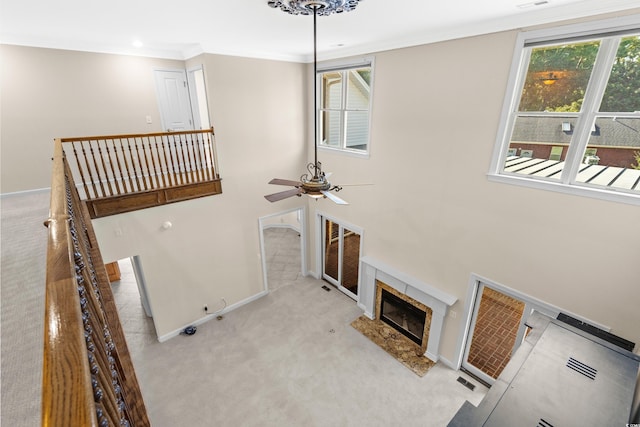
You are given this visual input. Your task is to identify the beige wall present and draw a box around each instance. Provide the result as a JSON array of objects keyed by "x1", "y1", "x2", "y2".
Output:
[
  {"x1": 2, "y1": 11, "x2": 638, "y2": 355},
  {"x1": 1, "y1": 45, "x2": 307, "y2": 338},
  {"x1": 0, "y1": 45, "x2": 183, "y2": 193},
  {"x1": 93, "y1": 53, "x2": 307, "y2": 338},
  {"x1": 310, "y1": 28, "x2": 640, "y2": 359}
]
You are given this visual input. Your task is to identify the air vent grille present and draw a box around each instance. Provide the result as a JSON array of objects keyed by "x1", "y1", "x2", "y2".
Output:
[
  {"x1": 537, "y1": 418, "x2": 554, "y2": 427},
  {"x1": 566, "y1": 357, "x2": 597, "y2": 380}
]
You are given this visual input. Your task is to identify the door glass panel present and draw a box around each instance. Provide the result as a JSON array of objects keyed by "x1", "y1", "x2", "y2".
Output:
[
  {"x1": 341, "y1": 228, "x2": 360, "y2": 296},
  {"x1": 467, "y1": 286, "x2": 526, "y2": 380},
  {"x1": 324, "y1": 219, "x2": 339, "y2": 281}
]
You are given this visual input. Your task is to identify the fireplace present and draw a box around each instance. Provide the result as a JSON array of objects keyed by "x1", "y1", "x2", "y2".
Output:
[
  {"x1": 375, "y1": 280, "x2": 432, "y2": 354},
  {"x1": 360, "y1": 256, "x2": 457, "y2": 362},
  {"x1": 380, "y1": 289, "x2": 426, "y2": 346}
]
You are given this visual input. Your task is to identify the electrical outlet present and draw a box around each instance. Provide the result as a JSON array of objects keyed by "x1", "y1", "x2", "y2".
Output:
[{"x1": 449, "y1": 310, "x2": 457, "y2": 319}]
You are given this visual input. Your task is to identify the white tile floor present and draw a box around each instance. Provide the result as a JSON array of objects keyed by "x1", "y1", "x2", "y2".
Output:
[{"x1": 111, "y1": 227, "x2": 487, "y2": 427}]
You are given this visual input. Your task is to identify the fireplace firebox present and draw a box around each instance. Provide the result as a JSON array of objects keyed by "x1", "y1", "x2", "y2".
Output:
[{"x1": 380, "y1": 288, "x2": 427, "y2": 346}]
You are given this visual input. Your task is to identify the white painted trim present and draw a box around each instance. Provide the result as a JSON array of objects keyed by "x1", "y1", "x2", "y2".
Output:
[
  {"x1": 157, "y1": 290, "x2": 269, "y2": 342},
  {"x1": 451, "y1": 275, "x2": 482, "y2": 370},
  {"x1": 357, "y1": 302, "x2": 371, "y2": 318},
  {"x1": 315, "y1": 210, "x2": 364, "y2": 299},
  {"x1": 487, "y1": 173, "x2": 640, "y2": 206},
  {"x1": 452, "y1": 272, "x2": 612, "y2": 371},
  {"x1": 360, "y1": 256, "x2": 457, "y2": 308},
  {"x1": 437, "y1": 355, "x2": 456, "y2": 370},
  {"x1": 359, "y1": 256, "x2": 457, "y2": 362},
  {"x1": 316, "y1": 56, "x2": 374, "y2": 157},
  {"x1": 130, "y1": 255, "x2": 153, "y2": 318},
  {"x1": 317, "y1": 56, "x2": 374, "y2": 73},
  {"x1": 488, "y1": 14, "x2": 640, "y2": 206}
]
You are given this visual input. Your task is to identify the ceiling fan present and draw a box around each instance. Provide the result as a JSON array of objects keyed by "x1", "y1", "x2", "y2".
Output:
[{"x1": 264, "y1": 0, "x2": 362, "y2": 205}]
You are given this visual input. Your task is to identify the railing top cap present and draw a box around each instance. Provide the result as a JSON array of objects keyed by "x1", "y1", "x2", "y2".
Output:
[{"x1": 58, "y1": 128, "x2": 215, "y2": 143}]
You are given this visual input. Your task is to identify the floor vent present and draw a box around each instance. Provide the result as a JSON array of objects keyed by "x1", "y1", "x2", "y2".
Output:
[
  {"x1": 538, "y1": 418, "x2": 554, "y2": 427},
  {"x1": 566, "y1": 357, "x2": 597, "y2": 380},
  {"x1": 456, "y1": 376, "x2": 476, "y2": 391},
  {"x1": 321, "y1": 285, "x2": 331, "y2": 292}
]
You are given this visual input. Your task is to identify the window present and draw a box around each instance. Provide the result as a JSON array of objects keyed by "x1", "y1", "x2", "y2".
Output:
[
  {"x1": 490, "y1": 16, "x2": 640, "y2": 205},
  {"x1": 318, "y1": 60, "x2": 373, "y2": 155}
]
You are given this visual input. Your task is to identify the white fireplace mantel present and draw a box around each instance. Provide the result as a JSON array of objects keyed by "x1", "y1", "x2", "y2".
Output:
[{"x1": 358, "y1": 256, "x2": 457, "y2": 362}]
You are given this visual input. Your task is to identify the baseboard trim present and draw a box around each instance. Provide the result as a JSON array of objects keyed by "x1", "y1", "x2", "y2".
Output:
[
  {"x1": 358, "y1": 302, "x2": 373, "y2": 319},
  {"x1": 425, "y1": 351, "x2": 439, "y2": 363},
  {"x1": 438, "y1": 355, "x2": 456, "y2": 369},
  {"x1": 157, "y1": 290, "x2": 269, "y2": 342}
]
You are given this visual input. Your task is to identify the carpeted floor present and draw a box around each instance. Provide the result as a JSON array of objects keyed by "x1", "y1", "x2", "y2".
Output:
[
  {"x1": 1, "y1": 190, "x2": 50, "y2": 427},
  {"x1": 1, "y1": 196, "x2": 488, "y2": 426}
]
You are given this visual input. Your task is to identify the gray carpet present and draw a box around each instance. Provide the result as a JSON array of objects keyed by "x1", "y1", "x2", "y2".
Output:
[
  {"x1": 1, "y1": 194, "x2": 488, "y2": 426},
  {"x1": 1, "y1": 190, "x2": 50, "y2": 427}
]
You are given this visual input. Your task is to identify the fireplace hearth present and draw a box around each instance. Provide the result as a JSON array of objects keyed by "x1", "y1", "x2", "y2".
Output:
[{"x1": 380, "y1": 289, "x2": 427, "y2": 346}]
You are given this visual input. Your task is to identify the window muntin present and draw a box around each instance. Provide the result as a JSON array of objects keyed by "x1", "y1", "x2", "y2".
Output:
[
  {"x1": 494, "y1": 23, "x2": 640, "y2": 203},
  {"x1": 319, "y1": 64, "x2": 372, "y2": 154}
]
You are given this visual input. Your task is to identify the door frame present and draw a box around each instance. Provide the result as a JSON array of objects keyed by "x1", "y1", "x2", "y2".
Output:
[
  {"x1": 186, "y1": 65, "x2": 211, "y2": 130},
  {"x1": 314, "y1": 211, "x2": 363, "y2": 300},
  {"x1": 453, "y1": 273, "x2": 610, "y2": 384},
  {"x1": 259, "y1": 206, "x2": 307, "y2": 292}
]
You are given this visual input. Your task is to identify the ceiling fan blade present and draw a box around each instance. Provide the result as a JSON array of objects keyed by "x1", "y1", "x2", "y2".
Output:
[
  {"x1": 321, "y1": 190, "x2": 349, "y2": 205},
  {"x1": 265, "y1": 187, "x2": 304, "y2": 202},
  {"x1": 269, "y1": 178, "x2": 301, "y2": 186}
]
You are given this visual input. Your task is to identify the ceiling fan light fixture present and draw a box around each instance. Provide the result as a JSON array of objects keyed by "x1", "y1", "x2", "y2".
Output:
[
  {"x1": 267, "y1": 0, "x2": 362, "y2": 15},
  {"x1": 263, "y1": 0, "x2": 359, "y2": 205}
]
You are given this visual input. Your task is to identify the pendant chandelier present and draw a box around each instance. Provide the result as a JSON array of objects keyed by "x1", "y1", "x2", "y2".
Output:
[{"x1": 267, "y1": 0, "x2": 362, "y2": 15}]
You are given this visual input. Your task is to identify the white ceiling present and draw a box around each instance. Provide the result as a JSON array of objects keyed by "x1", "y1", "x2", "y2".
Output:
[{"x1": 1, "y1": 0, "x2": 639, "y2": 62}]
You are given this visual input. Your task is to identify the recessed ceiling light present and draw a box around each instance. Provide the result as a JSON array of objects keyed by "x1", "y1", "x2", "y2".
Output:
[{"x1": 132, "y1": 40, "x2": 144, "y2": 48}]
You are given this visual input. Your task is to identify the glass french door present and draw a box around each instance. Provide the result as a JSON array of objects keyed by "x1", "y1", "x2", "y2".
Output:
[
  {"x1": 462, "y1": 282, "x2": 556, "y2": 385},
  {"x1": 322, "y1": 217, "x2": 361, "y2": 300}
]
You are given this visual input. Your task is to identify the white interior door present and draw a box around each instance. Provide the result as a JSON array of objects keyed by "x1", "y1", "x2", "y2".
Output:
[{"x1": 154, "y1": 69, "x2": 194, "y2": 131}]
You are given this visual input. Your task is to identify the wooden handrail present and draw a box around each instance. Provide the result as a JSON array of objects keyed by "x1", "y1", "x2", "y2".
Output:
[
  {"x1": 43, "y1": 139, "x2": 150, "y2": 426},
  {"x1": 61, "y1": 128, "x2": 220, "y2": 201}
]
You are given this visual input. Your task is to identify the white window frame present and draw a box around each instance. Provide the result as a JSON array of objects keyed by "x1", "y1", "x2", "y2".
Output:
[
  {"x1": 317, "y1": 57, "x2": 374, "y2": 158},
  {"x1": 488, "y1": 14, "x2": 640, "y2": 206}
]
